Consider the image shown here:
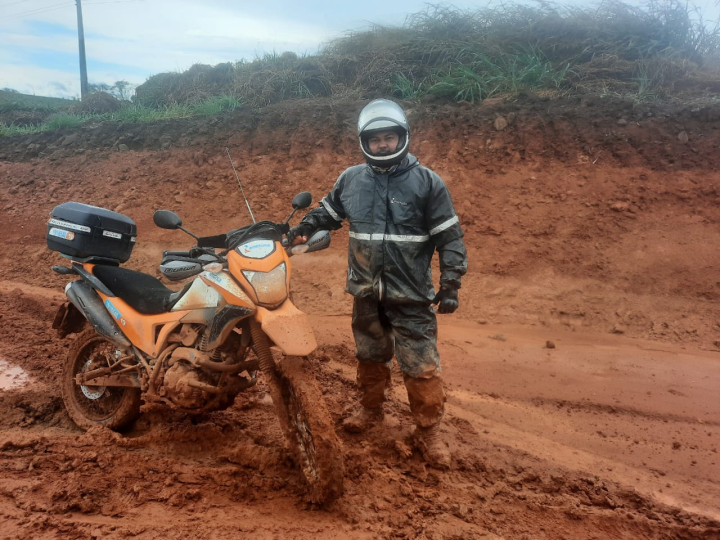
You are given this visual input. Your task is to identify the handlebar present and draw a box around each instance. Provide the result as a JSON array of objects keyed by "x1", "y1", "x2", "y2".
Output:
[
  {"x1": 163, "y1": 250, "x2": 191, "y2": 257},
  {"x1": 159, "y1": 229, "x2": 331, "y2": 281}
]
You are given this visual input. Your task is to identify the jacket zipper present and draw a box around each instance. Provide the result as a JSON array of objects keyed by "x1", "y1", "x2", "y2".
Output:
[{"x1": 380, "y1": 172, "x2": 390, "y2": 302}]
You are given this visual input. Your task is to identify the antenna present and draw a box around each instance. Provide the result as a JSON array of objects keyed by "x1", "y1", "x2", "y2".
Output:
[{"x1": 226, "y1": 147, "x2": 256, "y2": 224}]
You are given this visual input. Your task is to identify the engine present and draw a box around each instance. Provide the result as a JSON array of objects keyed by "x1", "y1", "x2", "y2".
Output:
[
  {"x1": 156, "y1": 329, "x2": 255, "y2": 411},
  {"x1": 161, "y1": 362, "x2": 210, "y2": 409}
]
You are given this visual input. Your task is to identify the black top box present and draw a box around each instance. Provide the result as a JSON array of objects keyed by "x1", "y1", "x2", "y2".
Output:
[{"x1": 47, "y1": 202, "x2": 136, "y2": 263}]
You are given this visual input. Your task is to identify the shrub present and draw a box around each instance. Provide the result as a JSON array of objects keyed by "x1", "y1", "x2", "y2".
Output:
[
  {"x1": 80, "y1": 91, "x2": 122, "y2": 114},
  {"x1": 131, "y1": 2, "x2": 718, "y2": 107}
]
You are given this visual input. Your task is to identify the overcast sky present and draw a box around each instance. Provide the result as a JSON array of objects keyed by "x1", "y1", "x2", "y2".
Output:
[{"x1": 1, "y1": 0, "x2": 719, "y2": 99}]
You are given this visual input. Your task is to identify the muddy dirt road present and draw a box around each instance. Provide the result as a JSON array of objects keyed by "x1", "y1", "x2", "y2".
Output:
[
  {"x1": 0, "y1": 97, "x2": 719, "y2": 538},
  {"x1": 0, "y1": 278, "x2": 718, "y2": 539}
]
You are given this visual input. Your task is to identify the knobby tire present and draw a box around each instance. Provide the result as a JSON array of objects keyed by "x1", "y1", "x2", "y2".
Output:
[
  {"x1": 276, "y1": 355, "x2": 345, "y2": 503},
  {"x1": 61, "y1": 328, "x2": 141, "y2": 431}
]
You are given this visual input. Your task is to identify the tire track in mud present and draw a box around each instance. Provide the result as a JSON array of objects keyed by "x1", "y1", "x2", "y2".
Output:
[
  {"x1": 446, "y1": 390, "x2": 720, "y2": 523},
  {"x1": 528, "y1": 396, "x2": 720, "y2": 428}
]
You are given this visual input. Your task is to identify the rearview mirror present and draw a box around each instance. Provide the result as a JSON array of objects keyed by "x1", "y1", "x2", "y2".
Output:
[
  {"x1": 292, "y1": 192, "x2": 312, "y2": 210},
  {"x1": 153, "y1": 210, "x2": 182, "y2": 230}
]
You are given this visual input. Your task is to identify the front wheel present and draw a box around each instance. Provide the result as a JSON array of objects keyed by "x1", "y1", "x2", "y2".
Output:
[
  {"x1": 61, "y1": 329, "x2": 141, "y2": 431},
  {"x1": 275, "y1": 355, "x2": 345, "y2": 503}
]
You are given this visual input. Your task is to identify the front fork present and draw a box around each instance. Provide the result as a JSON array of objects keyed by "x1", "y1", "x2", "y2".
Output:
[{"x1": 249, "y1": 319, "x2": 291, "y2": 434}]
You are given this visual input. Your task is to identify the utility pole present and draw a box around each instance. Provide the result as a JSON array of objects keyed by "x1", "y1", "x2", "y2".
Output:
[{"x1": 76, "y1": 0, "x2": 88, "y2": 99}]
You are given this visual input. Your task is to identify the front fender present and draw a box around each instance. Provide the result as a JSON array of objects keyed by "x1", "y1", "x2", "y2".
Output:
[{"x1": 254, "y1": 300, "x2": 317, "y2": 356}]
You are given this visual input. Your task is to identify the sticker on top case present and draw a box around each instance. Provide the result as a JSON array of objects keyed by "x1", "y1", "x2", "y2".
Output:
[{"x1": 49, "y1": 227, "x2": 75, "y2": 240}]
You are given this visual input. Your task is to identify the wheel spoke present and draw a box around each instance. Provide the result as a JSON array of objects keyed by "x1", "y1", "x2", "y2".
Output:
[{"x1": 71, "y1": 338, "x2": 128, "y2": 421}]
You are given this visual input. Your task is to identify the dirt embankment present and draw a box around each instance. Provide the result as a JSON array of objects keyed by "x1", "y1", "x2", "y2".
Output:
[
  {"x1": 1, "y1": 95, "x2": 719, "y2": 347},
  {"x1": 0, "y1": 96, "x2": 719, "y2": 539}
]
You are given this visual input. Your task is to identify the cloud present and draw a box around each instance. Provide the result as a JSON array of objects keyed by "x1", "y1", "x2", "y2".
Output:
[
  {"x1": 10, "y1": 0, "x2": 715, "y2": 98},
  {"x1": 0, "y1": 0, "x2": 343, "y2": 95},
  {"x1": 49, "y1": 81, "x2": 69, "y2": 93},
  {"x1": 0, "y1": 64, "x2": 82, "y2": 98}
]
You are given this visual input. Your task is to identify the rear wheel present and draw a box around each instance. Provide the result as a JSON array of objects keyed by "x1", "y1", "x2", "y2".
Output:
[
  {"x1": 61, "y1": 329, "x2": 141, "y2": 431},
  {"x1": 276, "y1": 355, "x2": 345, "y2": 503}
]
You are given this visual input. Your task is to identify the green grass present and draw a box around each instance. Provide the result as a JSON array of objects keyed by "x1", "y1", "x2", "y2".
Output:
[
  {"x1": 106, "y1": 103, "x2": 193, "y2": 122},
  {"x1": 191, "y1": 94, "x2": 241, "y2": 116},
  {"x1": 45, "y1": 112, "x2": 90, "y2": 129},
  {"x1": 0, "y1": 95, "x2": 244, "y2": 137},
  {"x1": 0, "y1": 123, "x2": 43, "y2": 137},
  {"x1": 429, "y1": 66, "x2": 488, "y2": 103},
  {"x1": 425, "y1": 51, "x2": 573, "y2": 103},
  {"x1": 391, "y1": 73, "x2": 425, "y2": 100}
]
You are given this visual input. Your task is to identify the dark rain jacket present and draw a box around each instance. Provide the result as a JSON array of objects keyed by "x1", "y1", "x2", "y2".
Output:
[{"x1": 300, "y1": 154, "x2": 467, "y2": 304}]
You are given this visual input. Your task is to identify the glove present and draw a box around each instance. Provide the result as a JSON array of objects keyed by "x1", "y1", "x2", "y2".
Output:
[
  {"x1": 287, "y1": 223, "x2": 315, "y2": 246},
  {"x1": 432, "y1": 287, "x2": 459, "y2": 314}
]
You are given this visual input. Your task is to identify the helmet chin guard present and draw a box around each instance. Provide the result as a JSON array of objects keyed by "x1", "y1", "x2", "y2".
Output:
[{"x1": 357, "y1": 99, "x2": 410, "y2": 167}]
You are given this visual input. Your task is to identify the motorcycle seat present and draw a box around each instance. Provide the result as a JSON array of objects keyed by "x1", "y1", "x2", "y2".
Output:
[{"x1": 92, "y1": 265, "x2": 192, "y2": 315}]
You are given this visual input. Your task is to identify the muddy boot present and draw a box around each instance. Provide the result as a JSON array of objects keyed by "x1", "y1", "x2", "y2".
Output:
[
  {"x1": 343, "y1": 361, "x2": 392, "y2": 433},
  {"x1": 404, "y1": 372, "x2": 450, "y2": 468},
  {"x1": 403, "y1": 371, "x2": 446, "y2": 427},
  {"x1": 342, "y1": 406, "x2": 384, "y2": 433},
  {"x1": 416, "y1": 423, "x2": 451, "y2": 470}
]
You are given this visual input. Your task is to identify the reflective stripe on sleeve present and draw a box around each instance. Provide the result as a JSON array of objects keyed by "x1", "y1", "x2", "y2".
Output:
[
  {"x1": 429, "y1": 215, "x2": 459, "y2": 236},
  {"x1": 321, "y1": 197, "x2": 342, "y2": 221},
  {"x1": 349, "y1": 232, "x2": 429, "y2": 243}
]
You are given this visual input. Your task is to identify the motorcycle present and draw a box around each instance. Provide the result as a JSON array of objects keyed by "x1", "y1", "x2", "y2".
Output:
[{"x1": 47, "y1": 192, "x2": 344, "y2": 503}]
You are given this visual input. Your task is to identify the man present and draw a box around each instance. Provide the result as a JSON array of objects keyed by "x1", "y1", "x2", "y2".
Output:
[{"x1": 288, "y1": 99, "x2": 467, "y2": 469}]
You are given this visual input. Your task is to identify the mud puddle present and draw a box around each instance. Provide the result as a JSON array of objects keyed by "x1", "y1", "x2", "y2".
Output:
[{"x1": 0, "y1": 357, "x2": 31, "y2": 390}]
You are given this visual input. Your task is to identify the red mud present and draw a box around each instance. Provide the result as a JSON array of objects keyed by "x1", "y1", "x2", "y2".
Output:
[{"x1": 0, "y1": 96, "x2": 718, "y2": 539}]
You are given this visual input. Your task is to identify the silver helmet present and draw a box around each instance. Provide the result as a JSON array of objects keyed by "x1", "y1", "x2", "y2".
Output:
[{"x1": 357, "y1": 99, "x2": 410, "y2": 167}]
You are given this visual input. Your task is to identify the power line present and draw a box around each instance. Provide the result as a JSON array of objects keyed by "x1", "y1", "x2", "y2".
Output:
[
  {"x1": 2, "y1": 0, "x2": 140, "y2": 19},
  {"x1": 0, "y1": 0, "x2": 37, "y2": 9},
  {"x1": 2, "y1": 2, "x2": 75, "y2": 20},
  {"x1": 85, "y1": 0, "x2": 144, "y2": 4}
]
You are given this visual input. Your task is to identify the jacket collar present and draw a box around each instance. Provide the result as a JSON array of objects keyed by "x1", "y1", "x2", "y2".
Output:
[{"x1": 367, "y1": 154, "x2": 419, "y2": 177}]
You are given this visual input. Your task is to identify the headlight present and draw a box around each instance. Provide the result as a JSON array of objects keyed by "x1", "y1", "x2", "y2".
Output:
[{"x1": 242, "y1": 263, "x2": 287, "y2": 306}]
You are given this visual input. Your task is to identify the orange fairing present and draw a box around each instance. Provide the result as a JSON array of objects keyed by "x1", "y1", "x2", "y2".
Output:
[
  {"x1": 96, "y1": 292, "x2": 188, "y2": 356},
  {"x1": 255, "y1": 299, "x2": 317, "y2": 356},
  {"x1": 227, "y1": 241, "x2": 291, "y2": 307}
]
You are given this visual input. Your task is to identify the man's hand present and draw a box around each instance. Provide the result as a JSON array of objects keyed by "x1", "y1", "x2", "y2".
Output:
[
  {"x1": 287, "y1": 223, "x2": 315, "y2": 246},
  {"x1": 432, "y1": 287, "x2": 459, "y2": 314}
]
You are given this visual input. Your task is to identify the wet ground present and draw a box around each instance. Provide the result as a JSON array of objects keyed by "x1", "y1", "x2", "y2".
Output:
[
  {"x1": 1, "y1": 96, "x2": 719, "y2": 538},
  {"x1": 0, "y1": 280, "x2": 718, "y2": 540},
  {"x1": 0, "y1": 359, "x2": 30, "y2": 391}
]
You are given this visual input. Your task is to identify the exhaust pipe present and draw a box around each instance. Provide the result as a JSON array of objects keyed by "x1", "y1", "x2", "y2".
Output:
[{"x1": 65, "y1": 280, "x2": 131, "y2": 349}]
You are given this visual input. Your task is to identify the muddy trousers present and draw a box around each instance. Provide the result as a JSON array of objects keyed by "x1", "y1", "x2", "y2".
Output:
[{"x1": 351, "y1": 296, "x2": 446, "y2": 428}]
